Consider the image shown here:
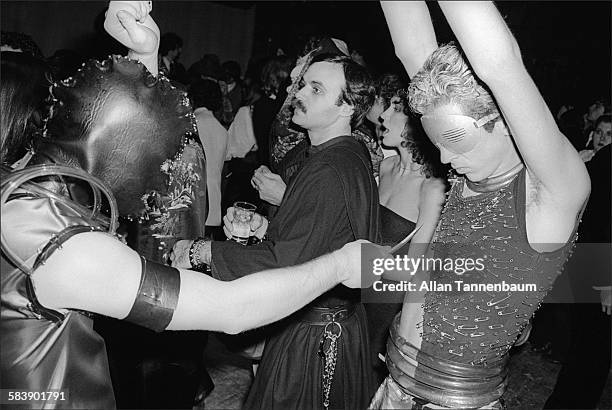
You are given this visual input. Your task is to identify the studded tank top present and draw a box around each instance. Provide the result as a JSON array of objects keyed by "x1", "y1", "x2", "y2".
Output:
[{"x1": 420, "y1": 168, "x2": 579, "y2": 365}]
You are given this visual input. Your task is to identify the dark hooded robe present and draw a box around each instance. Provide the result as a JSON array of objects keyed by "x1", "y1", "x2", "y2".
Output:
[{"x1": 211, "y1": 135, "x2": 379, "y2": 409}]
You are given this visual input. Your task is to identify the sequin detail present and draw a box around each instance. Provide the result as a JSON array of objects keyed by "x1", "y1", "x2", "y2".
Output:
[{"x1": 421, "y1": 170, "x2": 577, "y2": 365}]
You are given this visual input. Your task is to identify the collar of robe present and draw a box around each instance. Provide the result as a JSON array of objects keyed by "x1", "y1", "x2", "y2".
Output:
[{"x1": 308, "y1": 135, "x2": 354, "y2": 155}]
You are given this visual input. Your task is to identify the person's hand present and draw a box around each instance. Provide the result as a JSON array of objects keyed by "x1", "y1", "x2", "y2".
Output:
[
  {"x1": 578, "y1": 149, "x2": 595, "y2": 163},
  {"x1": 252, "y1": 166, "x2": 286, "y2": 206},
  {"x1": 104, "y1": 1, "x2": 160, "y2": 57},
  {"x1": 222, "y1": 207, "x2": 268, "y2": 240},
  {"x1": 170, "y1": 239, "x2": 194, "y2": 268},
  {"x1": 333, "y1": 240, "x2": 391, "y2": 288}
]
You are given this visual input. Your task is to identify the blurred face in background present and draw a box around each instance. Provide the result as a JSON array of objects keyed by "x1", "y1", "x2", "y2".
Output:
[
  {"x1": 168, "y1": 47, "x2": 181, "y2": 62},
  {"x1": 587, "y1": 102, "x2": 605, "y2": 123},
  {"x1": 593, "y1": 120, "x2": 611, "y2": 151}
]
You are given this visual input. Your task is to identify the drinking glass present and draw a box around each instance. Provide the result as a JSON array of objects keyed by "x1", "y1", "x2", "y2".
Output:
[{"x1": 231, "y1": 201, "x2": 257, "y2": 245}]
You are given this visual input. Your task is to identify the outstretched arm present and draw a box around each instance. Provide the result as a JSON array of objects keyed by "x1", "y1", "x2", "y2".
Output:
[
  {"x1": 104, "y1": 1, "x2": 160, "y2": 75},
  {"x1": 438, "y1": 1, "x2": 589, "y2": 210},
  {"x1": 380, "y1": 1, "x2": 438, "y2": 78},
  {"x1": 31, "y1": 232, "x2": 379, "y2": 334}
]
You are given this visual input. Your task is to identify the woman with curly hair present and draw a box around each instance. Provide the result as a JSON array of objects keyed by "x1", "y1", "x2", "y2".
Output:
[
  {"x1": 378, "y1": 88, "x2": 448, "y2": 244},
  {"x1": 366, "y1": 88, "x2": 448, "y2": 383}
]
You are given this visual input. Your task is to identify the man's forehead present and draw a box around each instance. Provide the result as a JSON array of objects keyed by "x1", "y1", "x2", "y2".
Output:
[{"x1": 303, "y1": 61, "x2": 345, "y2": 90}]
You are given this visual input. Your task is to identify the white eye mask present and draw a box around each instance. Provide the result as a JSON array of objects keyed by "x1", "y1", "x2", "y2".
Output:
[{"x1": 421, "y1": 113, "x2": 499, "y2": 154}]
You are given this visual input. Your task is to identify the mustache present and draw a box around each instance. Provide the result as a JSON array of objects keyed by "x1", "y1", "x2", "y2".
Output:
[{"x1": 291, "y1": 98, "x2": 307, "y2": 113}]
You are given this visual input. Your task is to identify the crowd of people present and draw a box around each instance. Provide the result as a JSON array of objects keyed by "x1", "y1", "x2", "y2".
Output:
[{"x1": 1, "y1": 1, "x2": 610, "y2": 409}]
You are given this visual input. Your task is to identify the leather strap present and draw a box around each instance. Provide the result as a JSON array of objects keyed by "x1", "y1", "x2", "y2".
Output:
[
  {"x1": 27, "y1": 225, "x2": 103, "y2": 324},
  {"x1": 296, "y1": 304, "x2": 356, "y2": 326},
  {"x1": 33, "y1": 225, "x2": 101, "y2": 271},
  {"x1": 124, "y1": 257, "x2": 180, "y2": 332}
]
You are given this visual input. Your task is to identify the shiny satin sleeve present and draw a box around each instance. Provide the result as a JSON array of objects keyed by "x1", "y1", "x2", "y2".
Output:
[
  {"x1": 1, "y1": 195, "x2": 117, "y2": 409},
  {"x1": 2, "y1": 195, "x2": 104, "y2": 273}
]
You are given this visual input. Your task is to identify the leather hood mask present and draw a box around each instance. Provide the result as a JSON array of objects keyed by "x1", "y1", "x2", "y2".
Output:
[{"x1": 35, "y1": 55, "x2": 199, "y2": 216}]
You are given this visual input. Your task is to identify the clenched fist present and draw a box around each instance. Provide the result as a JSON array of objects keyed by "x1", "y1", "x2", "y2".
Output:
[
  {"x1": 104, "y1": 1, "x2": 160, "y2": 74},
  {"x1": 251, "y1": 166, "x2": 286, "y2": 206}
]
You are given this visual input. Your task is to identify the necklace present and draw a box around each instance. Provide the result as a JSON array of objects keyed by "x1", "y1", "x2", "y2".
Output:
[{"x1": 466, "y1": 163, "x2": 524, "y2": 193}]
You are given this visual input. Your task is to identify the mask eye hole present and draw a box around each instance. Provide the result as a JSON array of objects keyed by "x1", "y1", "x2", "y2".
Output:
[{"x1": 441, "y1": 127, "x2": 466, "y2": 142}]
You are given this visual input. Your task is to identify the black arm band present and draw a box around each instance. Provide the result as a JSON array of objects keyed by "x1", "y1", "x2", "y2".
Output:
[{"x1": 124, "y1": 257, "x2": 181, "y2": 332}]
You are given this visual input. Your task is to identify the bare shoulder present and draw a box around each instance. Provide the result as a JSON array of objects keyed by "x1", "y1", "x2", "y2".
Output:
[
  {"x1": 420, "y1": 177, "x2": 447, "y2": 206},
  {"x1": 32, "y1": 231, "x2": 141, "y2": 315},
  {"x1": 421, "y1": 176, "x2": 446, "y2": 195}
]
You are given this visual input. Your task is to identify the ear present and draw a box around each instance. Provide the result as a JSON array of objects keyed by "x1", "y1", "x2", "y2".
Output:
[{"x1": 339, "y1": 102, "x2": 355, "y2": 120}]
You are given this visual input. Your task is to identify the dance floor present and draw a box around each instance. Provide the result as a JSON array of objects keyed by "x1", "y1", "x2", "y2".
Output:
[{"x1": 201, "y1": 333, "x2": 611, "y2": 409}]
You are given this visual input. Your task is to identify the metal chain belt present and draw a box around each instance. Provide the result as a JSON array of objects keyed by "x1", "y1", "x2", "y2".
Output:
[{"x1": 318, "y1": 320, "x2": 343, "y2": 409}]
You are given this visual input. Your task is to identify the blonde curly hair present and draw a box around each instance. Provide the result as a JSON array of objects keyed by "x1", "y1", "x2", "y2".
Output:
[{"x1": 408, "y1": 43, "x2": 501, "y2": 133}]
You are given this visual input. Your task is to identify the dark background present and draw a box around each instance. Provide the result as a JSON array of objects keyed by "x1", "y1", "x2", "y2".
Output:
[
  {"x1": 3, "y1": 1, "x2": 610, "y2": 112},
  {"x1": 250, "y1": 1, "x2": 611, "y2": 111}
]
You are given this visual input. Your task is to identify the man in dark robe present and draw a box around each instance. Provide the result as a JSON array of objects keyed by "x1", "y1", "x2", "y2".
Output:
[{"x1": 173, "y1": 54, "x2": 379, "y2": 409}]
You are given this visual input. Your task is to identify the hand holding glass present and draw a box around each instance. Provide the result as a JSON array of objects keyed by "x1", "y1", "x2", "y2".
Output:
[{"x1": 231, "y1": 202, "x2": 257, "y2": 245}]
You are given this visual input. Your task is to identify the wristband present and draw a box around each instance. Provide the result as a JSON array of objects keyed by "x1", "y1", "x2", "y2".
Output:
[
  {"x1": 189, "y1": 237, "x2": 207, "y2": 269},
  {"x1": 248, "y1": 234, "x2": 269, "y2": 245}
]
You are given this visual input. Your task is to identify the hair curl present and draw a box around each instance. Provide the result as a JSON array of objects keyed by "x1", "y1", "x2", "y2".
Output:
[
  {"x1": 0, "y1": 52, "x2": 50, "y2": 165},
  {"x1": 375, "y1": 73, "x2": 407, "y2": 110},
  {"x1": 395, "y1": 89, "x2": 447, "y2": 179},
  {"x1": 408, "y1": 43, "x2": 500, "y2": 133},
  {"x1": 310, "y1": 53, "x2": 375, "y2": 129}
]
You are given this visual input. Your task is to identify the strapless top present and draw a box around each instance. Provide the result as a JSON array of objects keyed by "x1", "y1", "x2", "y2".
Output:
[{"x1": 379, "y1": 205, "x2": 417, "y2": 247}]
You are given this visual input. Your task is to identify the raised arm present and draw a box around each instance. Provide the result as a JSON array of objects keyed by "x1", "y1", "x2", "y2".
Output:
[
  {"x1": 438, "y1": 1, "x2": 589, "y2": 209},
  {"x1": 31, "y1": 232, "x2": 377, "y2": 334},
  {"x1": 104, "y1": 1, "x2": 160, "y2": 75},
  {"x1": 380, "y1": 1, "x2": 438, "y2": 78}
]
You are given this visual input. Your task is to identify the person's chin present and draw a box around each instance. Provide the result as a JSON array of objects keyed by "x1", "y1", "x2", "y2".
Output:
[
  {"x1": 382, "y1": 134, "x2": 396, "y2": 148},
  {"x1": 292, "y1": 111, "x2": 306, "y2": 125}
]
